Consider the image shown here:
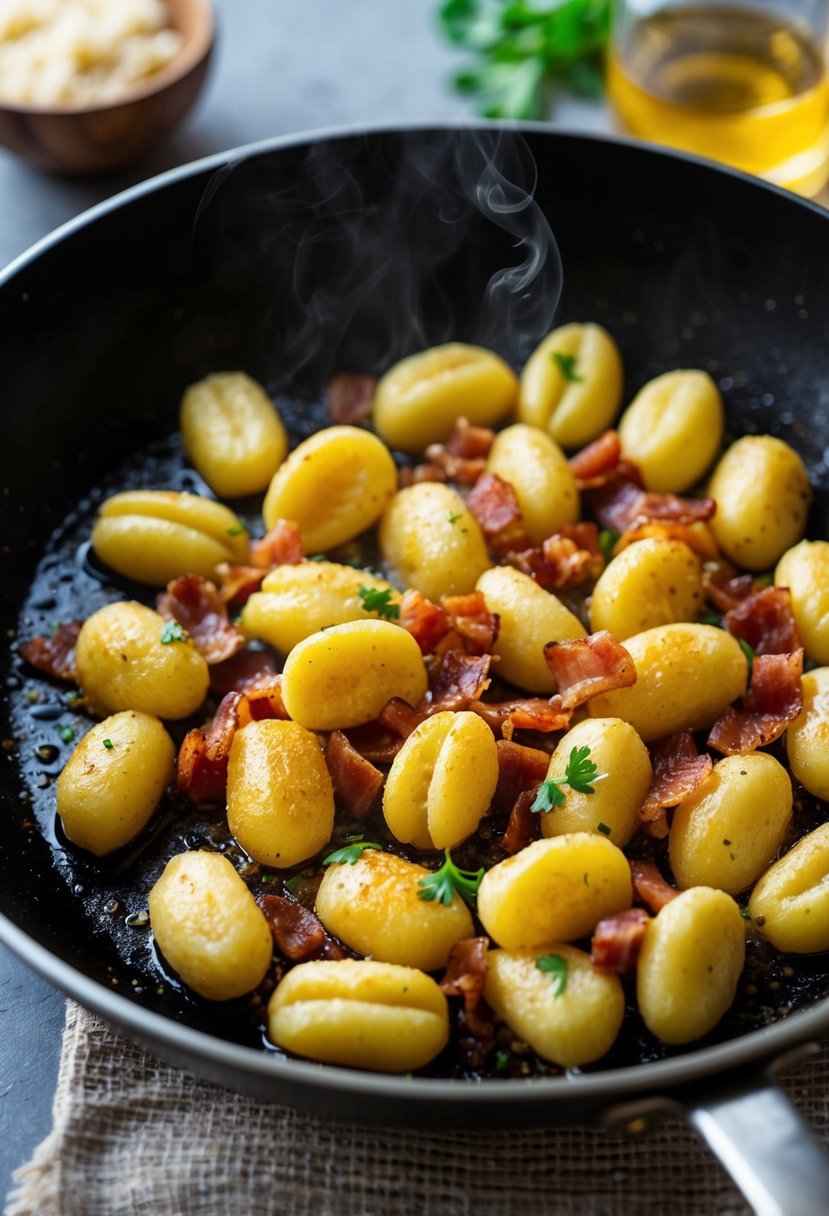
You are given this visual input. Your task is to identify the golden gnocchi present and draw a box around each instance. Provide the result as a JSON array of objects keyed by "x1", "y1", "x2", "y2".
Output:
[
  {"x1": 518, "y1": 322, "x2": 623, "y2": 449},
  {"x1": 379, "y1": 481, "x2": 490, "y2": 599},
  {"x1": 486, "y1": 423, "x2": 579, "y2": 544}
]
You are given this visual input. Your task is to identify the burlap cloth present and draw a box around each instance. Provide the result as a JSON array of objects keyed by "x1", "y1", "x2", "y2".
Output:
[{"x1": 7, "y1": 1002, "x2": 829, "y2": 1216}]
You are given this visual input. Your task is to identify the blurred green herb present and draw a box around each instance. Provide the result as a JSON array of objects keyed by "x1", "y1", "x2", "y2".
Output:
[
  {"x1": 598, "y1": 529, "x2": 618, "y2": 562},
  {"x1": 535, "y1": 952, "x2": 569, "y2": 996},
  {"x1": 358, "y1": 586, "x2": 400, "y2": 621},
  {"x1": 552, "y1": 350, "x2": 583, "y2": 381},
  {"x1": 738, "y1": 638, "x2": 755, "y2": 686},
  {"x1": 438, "y1": 0, "x2": 611, "y2": 119},
  {"x1": 160, "y1": 620, "x2": 188, "y2": 645}
]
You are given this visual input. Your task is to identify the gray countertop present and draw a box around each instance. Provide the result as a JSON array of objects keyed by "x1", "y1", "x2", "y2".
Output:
[{"x1": 0, "y1": 0, "x2": 604, "y2": 1194}]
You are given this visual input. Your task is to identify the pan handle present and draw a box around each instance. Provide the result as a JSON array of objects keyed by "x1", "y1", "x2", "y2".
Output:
[{"x1": 603, "y1": 1045, "x2": 829, "y2": 1216}]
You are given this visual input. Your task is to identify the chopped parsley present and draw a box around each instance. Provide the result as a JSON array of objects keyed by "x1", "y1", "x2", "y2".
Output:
[
  {"x1": 551, "y1": 350, "x2": 583, "y2": 382},
  {"x1": 160, "y1": 620, "x2": 188, "y2": 645},
  {"x1": 308, "y1": 554, "x2": 329, "y2": 562},
  {"x1": 597, "y1": 821, "x2": 612, "y2": 836},
  {"x1": 102, "y1": 738, "x2": 114, "y2": 750},
  {"x1": 737, "y1": 637, "x2": 755, "y2": 685},
  {"x1": 226, "y1": 520, "x2": 250, "y2": 537},
  {"x1": 323, "y1": 834, "x2": 382, "y2": 866},
  {"x1": 284, "y1": 868, "x2": 315, "y2": 891},
  {"x1": 448, "y1": 511, "x2": 464, "y2": 525},
  {"x1": 417, "y1": 850, "x2": 484, "y2": 908},
  {"x1": 536, "y1": 953, "x2": 569, "y2": 997},
  {"x1": 598, "y1": 530, "x2": 619, "y2": 562},
  {"x1": 699, "y1": 612, "x2": 722, "y2": 627},
  {"x1": 56, "y1": 724, "x2": 75, "y2": 744},
  {"x1": 358, "y1": 585, "x2": 400, "y2": 621},
  {"x1": 531, "y1": 745, "x2": 608, "y2": 812}
]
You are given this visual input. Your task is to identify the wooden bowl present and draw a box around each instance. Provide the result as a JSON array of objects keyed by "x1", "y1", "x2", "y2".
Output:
[{"x1": 0, "y1": 0, "x2": 214, "y2": 176}]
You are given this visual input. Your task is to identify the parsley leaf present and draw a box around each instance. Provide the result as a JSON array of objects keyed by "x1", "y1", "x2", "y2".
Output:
[
  {"x1": 160, "y1": 620, "x2": 188, "y2": 645},
  {"x1": 531, "y1": 745, "x2": 608, "y2": 813},
  {"x1": 102, "y1": 738, "x2": 114, "y2": 750},
  {"x1": 448, "y1": 511, "x2": 464, "y2": 525},
  {"x1": 551, "y1": 351, "x2": 583, "y2": 382},
  {"x1": 536, "y1": 953, "x2": 569, "y2": 996},
  {"x1": 417, "y1": 850, "x2": 484, "y2": 908},
  {"x1": 738, "y1": 637, "x2": 755, "y2": 685},
  {"x1": 598, "y1": 529, "x2": 619, "y2": 562},
  {"x1": 358, "y1": 586, "x2": 400, "y2": 621},
  {"x1": 56, "y1": 724, "x2": 75, "y2": 744},
  {"x1": 438, "y1": 0, "x2": 612, "y2": 120},
  {"x1": 699, "y1": 611, "x2": 722, "y2": 627},
  {"x1": 323, "y1": 835, "x2": 382, "y2": 866},
  {"x1": 226, "y1": 520, "x2": 250, "y2": 537}
]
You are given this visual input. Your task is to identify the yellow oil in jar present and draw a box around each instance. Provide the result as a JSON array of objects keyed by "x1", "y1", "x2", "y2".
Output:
[{"x1": 607, "y1": 5, "x2": 829, "y2": 196}]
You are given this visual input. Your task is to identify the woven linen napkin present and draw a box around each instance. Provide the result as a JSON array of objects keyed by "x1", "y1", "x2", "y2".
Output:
[{"x1": 7, "y1": 1002, "x2": 829, "y2": 1216}]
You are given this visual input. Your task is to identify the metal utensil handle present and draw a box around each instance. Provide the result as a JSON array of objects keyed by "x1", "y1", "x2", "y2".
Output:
[{"x1": 688, "y1": 1078, "x2": 829, "y2": 1216}]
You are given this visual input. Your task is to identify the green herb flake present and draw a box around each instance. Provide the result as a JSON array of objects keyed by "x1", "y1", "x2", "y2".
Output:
[
  {"x1": 56, "y1": 724, "x2": 75, "y2": 744},
  {"x1": 308, "y1": 554, "x2": 329, "y2": 562},
  {"x1": 598, "y1": 530, "x2": 619, "y2": 562},
  {"x1": 597, "y1": 821, "x2": 612, "y2": 836},
  {"x1": 284, "y1": 869, "x2": 314, "y2": 892},
  {"x1": 740, "y1": 906, "x2": 752, "y2": 920},
  {"x1": 260, "y1": 873, "x2": 278, "y2": 885},
  {"x1": 448, "y1": 511, "x2": 464, "y2": 526},
  {"x1": 226, "y1": 521, "x2": 250, "y2": 537},
  {"x1": 494, "y1": 1049, "x2": 511, "y2": 1073},
  {"x1": 531, "y1": 745, "x2": 608, "y2": 813},
  {"x1": 738, "y1": 637, "x2": 755, "y2": 685},
  {"x1": 160, "y1": 620, "x2": 189, "y2": 645},
  {"x1": 699, "y1": 612, "x2": 722, "y2": 627},
  {"x1": 102, "y1": 738, "x2": 114, "y2": 750},
  {"x1": 49, "y1": 619, "x2": 61, "y2": 637},
  {"x1": 125, "y1": 910, "x2": 149, "y2": 928},
  {"x1": 323, "y1": 836, "x2": 382, "y2": 866},
  {"x1": 357, "y1": 585, "x2": 400, "y2": 621},
  {"x1": 756, "y1": 572, "x2": 774, "y2": 587},
  {"x1": 551, "y1": 351, "x2": 583, "y2": 382},
  {"x1": 417, "y1": 850, "x2": 484, "y2": 908},
  {"x1": 536, "y1": 953, "x2": 569, "y2": 997}
]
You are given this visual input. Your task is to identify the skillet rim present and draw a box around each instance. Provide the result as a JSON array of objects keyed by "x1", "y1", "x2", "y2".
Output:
[{"x1": 3, "y1": 121, "x2": 829, "y2": 1109}]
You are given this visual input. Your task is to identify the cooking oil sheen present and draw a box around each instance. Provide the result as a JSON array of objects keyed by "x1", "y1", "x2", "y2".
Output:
[{"x1": 607, "y1": 5, "x2": 829, "y2": 195}]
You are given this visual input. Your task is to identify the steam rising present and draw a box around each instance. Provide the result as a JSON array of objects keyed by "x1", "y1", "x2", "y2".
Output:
[{"x1": 193, "y1": 129, "x2": 562, "y2": 387}]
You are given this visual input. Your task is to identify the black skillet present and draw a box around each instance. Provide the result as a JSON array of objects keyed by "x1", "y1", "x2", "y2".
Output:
[{"x1": 3, "y1": 126, "x2": 829, "y2": 1213}]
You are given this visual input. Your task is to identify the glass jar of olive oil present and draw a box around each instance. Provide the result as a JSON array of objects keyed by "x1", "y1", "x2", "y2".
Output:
[{"x1": 607, "y1": 1, "x2": 829, "y2": 196}]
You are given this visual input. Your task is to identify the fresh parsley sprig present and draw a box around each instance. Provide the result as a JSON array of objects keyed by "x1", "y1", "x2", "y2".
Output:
[
  {"x1": 322, "y1": 834, "x2": 382, "y2": 866},
  {"x1": 551, "y1": 350, "x2": 583, "y2": 382},
  {"x1": 160, "y1": 620, "x2": 188, "y2": 645},
  {"x1": 358, "y1": 586, "x2": 400, "y2": 621},
  {"x1": 438, "y1": 0, "x2": 611, "y2": 120},
  {"x1": 417, "y1": 850, "x2": 484, "y2": 908},
  {"x1": 531, "y1": 745, "x2": 608, "y2": 812},
  {"x1": 536, "y1": 952, "x2": 568, "y2": 996}
]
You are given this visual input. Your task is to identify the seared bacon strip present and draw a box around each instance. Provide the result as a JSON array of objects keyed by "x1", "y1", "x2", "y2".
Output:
[
  {"x1": 442, "y1": 417, "x2": 496, "y2": 460},
  {"x1": 342, "y1": 699, "x2": 424, "y2": 765},
  {"x1": 19, "y1": 621, "x2": 81, "y2": 683},
  {"x1": 440, "y1": 937, "x2": 492, "y2": 1039},
  {"x1": 398, "y1": 589, "x2": 451, "y2": 655},
  {"x1": 501, "y1": 789, "x2": 539, "y2": 854},
  {"x1": 324, "y1": 372, "x2": 377, "y2": 425},
  {"x1": 505, "y1": 523, "x2": 603, "y2": 590},
  {"x1": 590, "y1": 475, "x2": 716, "y2": 534},
  {"x1": 591, "y1": 908, "x2": 650, "y2": 973},
  {"x1": 465, "y1": 473, "x2": 530, "y2": 555},
  {"x1": 399, "y1": 461, "x2": 448, "y2": 488},
  {"x1": 158, "y1": 575, "x2": 246, "y2": 665},
  {"x1": 568, "y1": 430, "x2": 635, "y2": 491},
  {"x1": 249, "y1": 519, "x2": 303, "y2": 569},
  {"x1": 325, "y1": 730, "x2": 384, "y2": 819},
  {"x1": 378, "y1": 697, "x2": 424, "y2": 739},
  {"x1": 472, "y1": 697, "x2": 572, "y2": 739},
  {"x1": 209, "y1": 648, "x2": 279, "y2": 698},
  {"x1": 493, "y1": 739, "x2": 551, "y2": 814},
  {"x1": 427, "y1": 651, "x2": 492, "y2": 713},
  {"x1": 241, "y1": 679, "x2": 290, "y2": 723},
  {"x1": 259, "y1": 894, "x2": 326, "y2": 961},
  {"x1": 724, "y1": 586, "x2": 801, "y2": 656},
  {"x1": 215, "y1": 562, "x2": 267, "y2": 607},
  {"x1": 708, "y1": 649, "x2": 804, "y2": 755},
  {"x1": 631, "y1": 859, "x2": 679, "y2": 913},
  {"x1": 543, "y1": 631, "x2": 636, "y2": 709},
  {"x1": 641, "y1": 731, "x2": 713, "y2": 822},
  {"x1": 442, "y1": 591, "x2": 499, "y2": 655},
  {"x1": 424, "y1": 416, "x2": 496, "y2": 485},
  {"x1": 702, "y1": 562, "x2": 756, "y2": 613}
]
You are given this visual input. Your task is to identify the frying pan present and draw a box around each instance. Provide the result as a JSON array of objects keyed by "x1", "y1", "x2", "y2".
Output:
[{"x1": 2, "y1": 125, "x2": 829, "y2": 1214}]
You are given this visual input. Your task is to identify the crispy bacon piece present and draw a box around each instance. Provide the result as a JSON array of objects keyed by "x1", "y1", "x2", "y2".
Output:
[
  {"x1": 724, "y1": 586, "x2": 801, "y2": 656},
  {"x1": 616, "y1": 521, "x2": 719, "y2": 561},
  {"x1": 505, "y1": 523, "x2": 603, "y2": 590},
  {"x1": 424, "y1": 416, "x2": 495, "y2": 484},
  {"x1": 630, "y1": 859, "x2": 680, "y2": 913},
  {"x1": 342, "y1": 699, "x2": 424, "y2": 765},
  {"x1": 399, "y1": 462, "x2": 448, "y2": 488},
  {"x1": 177, "y1": 681, "x2": 289, "y2": 802},
  {"x1": 441, "y1": 591, "x2": 499, "y2": 655},
  {"x1": 209, "y1": 648, "x2": 279, "y2": 698},
  {"x1": 259, "y1": 894, "x2": 326, "y2": 961},
  {"x1": 398, "y1": 589, "x2": 451, "y2": 655},
  {"x1": 326, "y1": 731, "x2": 384, "y2": 819},
  {"x1": 378, "y1": 697, "x2": 424, "y2": 739},
  {"x1": 472, "y1": 698, "x2": 572, "y2": 739},
  {"x1": 640, "y1": 731, "x2": 713, "y2": 823},
  {"x1": 427, "y1": 651, "x2": 492, "y2": 713},
  {"x1": 702, "y1": 562, "x2": 756, "y2": 613},
  {"x1": 591, "y1": 908, "x2": 650, "y2": 973},
  {"x1": 215, "y1": 562, "x2": 267, "y2": 607},
  {"x1": 324, "y1": 372, "x2": 377, "y2": 425},
  {"x1": 439, "y1": 937, "x2": 492, "y2": 1039},
  {"x1": 493, "y1": 739, "x2": 551, "y2": 814},
  {"x1": 249, "y1": 519, "x2": 303, "y2": 569},
  {"x1": 501, "y1": 788, "x2": 539, "y2": 854},
  {"x1": 543, "y1": 631, "x2": 636, "y2": 710},
  {"x1": 568, "y1": 430, "x2": 625, "y2": 490},
  {"x1": 590, "y1": 475, "x2": 716, "y2": 534},
  {"x1": 19, "y1": 621, "x2": 81, "y2": 683},
  {"x1": 157, "y1": 575, "x2": 246, "y2": 665},
  {"x1": 465, "y1": 472, "x2": 530, "y2": 555},
  {"x1": 708, "y1": 649, "x2": 804, "y2": 755}
]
